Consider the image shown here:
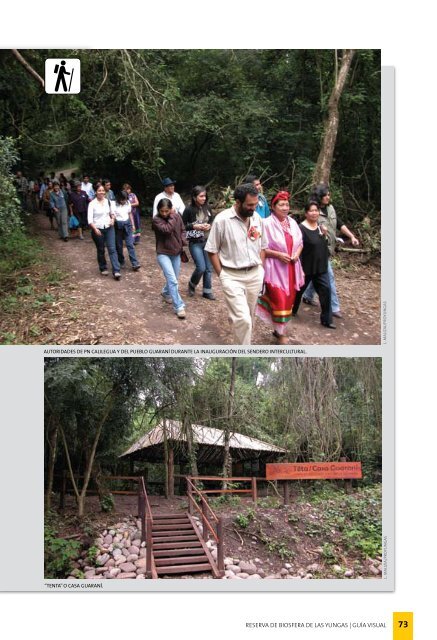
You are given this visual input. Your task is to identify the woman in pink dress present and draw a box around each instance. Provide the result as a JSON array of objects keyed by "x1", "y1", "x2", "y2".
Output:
[{"x1": 256, "y1": 191, "x2": 304, "y2": 345}]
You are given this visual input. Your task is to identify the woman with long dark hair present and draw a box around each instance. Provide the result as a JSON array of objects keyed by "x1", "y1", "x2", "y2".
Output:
[
  {"x1": 87, "y1": 185, "x2": 121, "y2": 279},
  {"x1": 182, "y1": 185, "x2": 215, "y2": 300},
  {"x1": 152, "y1": 198, "x2": 187, "y2": 319},
  {"x1": 292, "y1": 200, "x2": 335, "y2": 329},
  {"x1": 112, "y1": 190, "x2": 141, "y2": 271}
]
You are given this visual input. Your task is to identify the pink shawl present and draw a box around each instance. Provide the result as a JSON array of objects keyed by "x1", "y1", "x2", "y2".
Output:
[{"x1": 263, "y1": 214, "x2": 305, "y2": 291}]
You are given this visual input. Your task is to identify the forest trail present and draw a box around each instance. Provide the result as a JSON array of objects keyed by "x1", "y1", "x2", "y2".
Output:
[{"x1": 27, "y1": 211, "x2": 381, "y2": 346}]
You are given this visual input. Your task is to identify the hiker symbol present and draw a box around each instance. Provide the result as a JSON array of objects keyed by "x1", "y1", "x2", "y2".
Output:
[{"x1": 45, "y1": 59, "x2": 81, "y2": 94}]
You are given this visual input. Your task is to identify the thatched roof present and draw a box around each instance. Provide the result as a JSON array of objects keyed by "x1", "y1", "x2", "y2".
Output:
[{"x1": 120, "y1": 419, "x2": 286, "y2": 464}]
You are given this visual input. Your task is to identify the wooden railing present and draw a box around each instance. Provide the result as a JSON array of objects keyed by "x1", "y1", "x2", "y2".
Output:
[
  {"x1": 138, "y1": 476, "x2": 156, "y2": 579},
  {"x1": 57, "y1": 473, "x2": 148, "y2": 509},
  {"x1": 186, "y1": 475, "x2": 259, "y2": 503},
  {"x1": 185, "y1": 477, "x2": 224, "y2": 573}
]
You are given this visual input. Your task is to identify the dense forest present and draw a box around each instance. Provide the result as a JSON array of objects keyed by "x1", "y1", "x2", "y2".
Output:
[
  {"x1": 1, "y1": 50, "x2": 381, "y2": 344},
  {"x1": 44, "y1": 356, "x2": 382, "y2": 514},
  {"x1": 1, "y1": 49, "x2": 380, "y2": 214},
  {"x1": 44, "y1": 356, "x2": 383, "y2": 580}
]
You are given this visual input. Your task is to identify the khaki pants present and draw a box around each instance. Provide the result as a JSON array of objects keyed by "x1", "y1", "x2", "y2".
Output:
[{"x1": 219, "y1": 265, "x2": 264, "y2": 344}]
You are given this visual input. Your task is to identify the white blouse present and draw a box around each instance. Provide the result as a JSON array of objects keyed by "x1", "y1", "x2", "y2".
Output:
[{"x1": 87, "y1": 198, "x2": 112, "y2": 229}]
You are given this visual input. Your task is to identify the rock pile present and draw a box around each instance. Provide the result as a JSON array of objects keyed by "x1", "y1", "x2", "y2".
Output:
[
  {"x1": 68, "y1": 517, "x2": 148, "y2": 580},
  {"x1": 67, "y1": 516, "x2": 383, "y2": 580}
]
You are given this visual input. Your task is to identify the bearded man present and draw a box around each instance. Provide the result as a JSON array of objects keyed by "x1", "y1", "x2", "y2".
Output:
[{"x1": 205, "y1": 183, "x2": 267, "y2": 344}]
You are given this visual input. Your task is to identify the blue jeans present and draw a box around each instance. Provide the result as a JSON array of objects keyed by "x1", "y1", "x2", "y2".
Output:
[
  {"x1": 303, "y1": 260, "x2": 340, "y2": 313},
  {"x1": 91, "y1": 226, "x2": 121, "y2": 274},
  {"x1": 188, "y1": 240, "x2": 213, "y2": 293},
  {"x1": 157, "y1": 253, "x2": 185, "y2": 312},
  {"x1": 115, "y1": 221, "x2": 140, "y2": 267}
]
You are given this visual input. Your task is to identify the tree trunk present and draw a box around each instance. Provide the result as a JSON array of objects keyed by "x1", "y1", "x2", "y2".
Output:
[
  {"x1": 168, "y1": 446, "x2": 175, "y2": 498},
  {"x1": 313, "y1": 49, "x2": 356, "y2": 185},
  {"x1": 11, "y1": 49, "x2": 45, "y2": 88},
  {"x1": 45, "y1": 417, "x2": 59, "y2": 511},
  {"x1": 183, "y1": 412, "x2": 199, "y2": 477},
  {"x1": 222, "y1": 358, "x2": 237, "y2": 489},
  {"x1": 59, "y1": 392, "x2": 115, "y2": 518}
]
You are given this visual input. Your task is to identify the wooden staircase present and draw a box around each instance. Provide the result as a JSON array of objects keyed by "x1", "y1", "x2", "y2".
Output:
[{"x1": 151, "y1": 512, "x2": 221, "y2": 578}]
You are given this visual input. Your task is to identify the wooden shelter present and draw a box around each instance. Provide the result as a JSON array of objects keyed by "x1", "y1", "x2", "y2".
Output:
[{"x1": 120, "y1": 419, "x2": 287, "y2": 497}]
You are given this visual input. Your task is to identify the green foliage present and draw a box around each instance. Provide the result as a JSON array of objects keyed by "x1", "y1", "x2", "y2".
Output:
[
  {"x1": 302, "y1": 484, "x2": 382, "y2": 560},
  {"x1": 211, "y1": 494, "x2": 241, "y2": 509},
  {"x1": 44, "y1": 512, "x2": 81, "y2": 578},
  {"x1": 321, "y1": 542, "x2": 337, "y2": 564},
  {"x1": 86, "y1": 545, "x2": 99, "y2": 563},
  {"x1": 235, "y1": 513, "x2": 250, "y2": 529},
  {"x1": 264, "y1": 540, "x2": 294, "y2": 562},
  {"x1": 1, "y1": 49, "x2": 380, "y2": 219},
  {"x1": 234, "y1": 506, "x2": 256, "y2": 529},
  {"x1": 0, "y1": 137, "x2": 22, "y2": 235},
  {"x1": 100, "y1": 493, "x2": 115, "y2": 513},
  {"x1": 257, "y1": 496, "x2": 282, "y2": 509}
]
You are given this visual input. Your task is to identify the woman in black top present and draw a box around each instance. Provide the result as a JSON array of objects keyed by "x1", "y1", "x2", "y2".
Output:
[
  {"x1": 292, "y1": 201, "x2": 335, "y2": 329},
  {"x1": 182, "y1": 185, "x2": 215, "y2": 300}
]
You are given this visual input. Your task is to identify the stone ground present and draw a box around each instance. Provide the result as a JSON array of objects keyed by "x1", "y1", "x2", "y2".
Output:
[
  {"x1": 8, "y1": 210, "x2": 381, "y2": 345},
  {"x1": 60, "y1": 495, "x2": 382, "y2": 581}
]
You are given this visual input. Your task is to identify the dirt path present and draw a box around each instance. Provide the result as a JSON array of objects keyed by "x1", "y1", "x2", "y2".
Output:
[{"x1": 29, "y1": 211, "x2": 380, "y2": 345}]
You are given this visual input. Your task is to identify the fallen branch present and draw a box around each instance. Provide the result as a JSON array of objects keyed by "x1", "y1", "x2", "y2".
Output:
[
  {"x1": 338, "y1": 247, "x2": 373, "y2": 254},
  {"x1": 266, "y1": 481, "x2": 282, "y2": 500},
  {"x1": 11, "y1": 49, "x2": 44, "y2": 88},
  {"x1": 231, "y1": 527, "x2": 244, "y2": 545}
]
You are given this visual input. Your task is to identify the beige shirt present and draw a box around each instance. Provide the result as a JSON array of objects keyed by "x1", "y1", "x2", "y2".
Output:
[{"x1": 205, "y1": 207, "x2": 267, "y2": 269}]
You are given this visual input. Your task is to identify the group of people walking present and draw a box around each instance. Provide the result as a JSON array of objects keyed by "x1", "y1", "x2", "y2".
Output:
[
  {"x1": 150, "y1": 175, "x2": 359, "y2": 345},
  {"x1": 16, "y1": 170, "x2": 359, "y2": 344}
]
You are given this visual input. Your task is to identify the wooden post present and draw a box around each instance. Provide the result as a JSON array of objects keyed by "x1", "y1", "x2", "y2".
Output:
[
  {"x1": 251, "y1": 477, "x2": 257, "y2": 504},
  {"x1": 217, "y1": 517, "x2": 224, "y2": 574},
  {"x1": 283, "y1": 481, "x2": 290, "y2": 506},
  {"x1": 137, "y1": 479, "x2": 141, "y2": 518},
  {"x1": 202, "y1": 499, "x2": 208, "y2": 542},
  {"x1": 168, "y1": 446, "x2": 174, "y2": 498},
  {"x1": 140, "y1": 496, "x2": 146, "y2": 544},
  {"x1": 187, "y1": 477, "x2": 193, "y2": 515},
  {"x1": 146, "y1": 515, "x2": 152, "y2": 578}
]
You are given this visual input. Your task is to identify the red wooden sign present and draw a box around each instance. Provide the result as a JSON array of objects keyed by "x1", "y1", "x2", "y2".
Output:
[{"x1": 266, "y1": 462, "x2": 362, "y2": 480}]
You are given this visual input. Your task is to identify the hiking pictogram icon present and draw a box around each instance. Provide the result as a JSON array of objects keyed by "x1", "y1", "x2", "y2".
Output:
[{"x1": 45, "y1": 59, "x2": 80, "y2": 94}]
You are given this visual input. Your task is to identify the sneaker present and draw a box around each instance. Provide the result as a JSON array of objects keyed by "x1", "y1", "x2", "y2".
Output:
[
  {"x1": 101, "y1": 269, "x2": 109, "y2": 276},
  {"x1": 176, "y1": 308, "x2": 186, "y2": 319},
  {"x1": 202, "y1": 292, "x2": 216, "y2": 300},
  {"x1": 332, "y1": 311, "x2": 343, "y2": 318},
  {"x1": 132, "y1": 265, "x2": 141, "y2": 271},
  {"x1": 161, "y1": 292, "x2": 172, "y2": 304},
  {"x1": 188, "y1": 281, "x2": 195, "y2": 297},
  {"x1": 113, "y1": 272, "x2": 121, "y2": 280}
]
